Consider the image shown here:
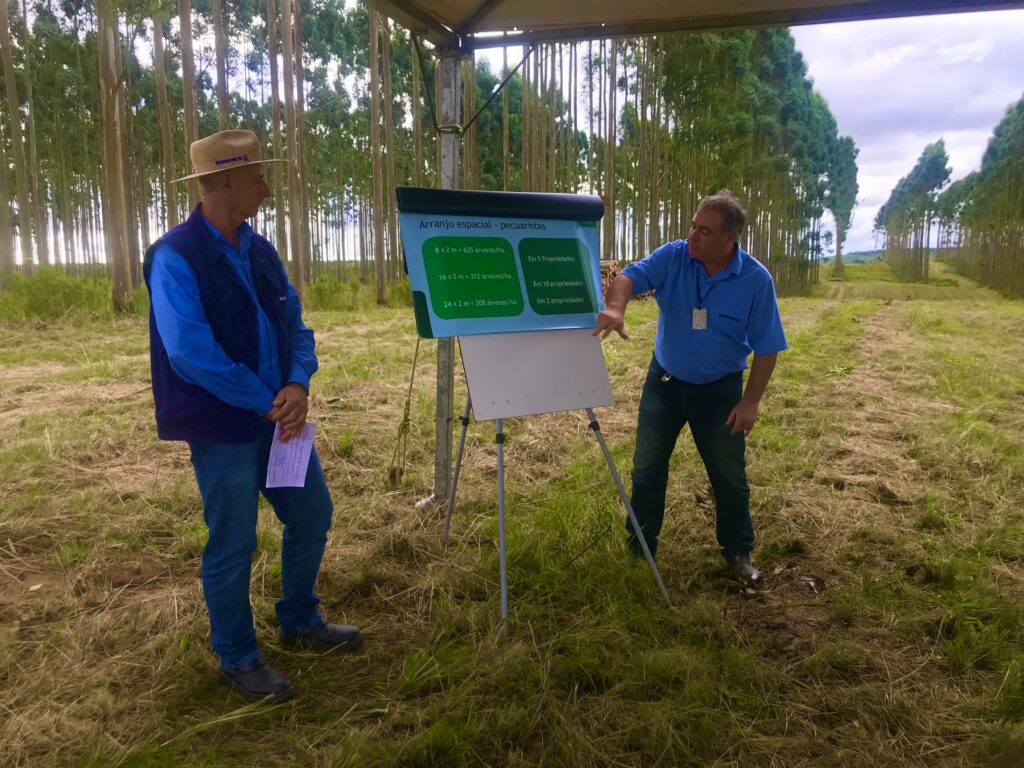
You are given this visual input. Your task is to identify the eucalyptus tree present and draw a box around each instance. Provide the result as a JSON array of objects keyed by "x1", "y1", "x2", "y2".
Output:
[
  {"x1": 876, "y1": 140, "x2": 950, "y2": 281},
  {"x1": 0, "y1": 0, "x2": 33, "y2": 272},
  {"x1": 368, "y1": 7, "x2": 386, "y2": 303},
  {"x1": 20, "y1": 0, "x2": 47, "y2": 267},
  {"x1": 212, "y1": 0, "x2": 230, "y2": 128},
  {"x1": 152, "y1": 11, "x2": 179, "y2": 229},
  {"x1": 939, "y1": 97, "x2": 1023, "y2": 296},
  {"x1": 603, "y1": 40, "x2": 617, "y2": 261},
  {"x1": 0, "y1": 110, "x2": 11, "y2": 281},
  {"x1": 96, "y1": 0, "x2": 133, "y2": 308},
  {"x1": 0, "y1": 1, "x2": 859, "y2": 304},
  {"x1": 653, "y1": 28, "x2": 848, "y2": 293},
  {"x1": 826, "y1": 135, "x2": 858, "y2": 278},
  {"x1": 280, "y1": 0, "x2": 306, "y2": 289},
  {"x1": 264, "y1": 0, "x2": 288, "y2": 257},
  {"x1": 178, "y1": 0, "x2": 200, "y2": 208}
]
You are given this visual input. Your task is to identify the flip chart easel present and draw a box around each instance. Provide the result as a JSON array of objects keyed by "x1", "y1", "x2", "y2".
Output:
[
  {"x1": 395, "y1": 187, "x2": 669, "y2": 622},
  {"x1": 443, "y1": 328, "x2": 670, "y2": 623}
]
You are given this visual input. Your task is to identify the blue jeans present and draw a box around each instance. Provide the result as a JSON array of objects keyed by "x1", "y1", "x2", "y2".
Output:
[
  {"x1": 189, "y1": 421, "x2": 332, "y2": 670},
  {"x1": 627, "y1": 358, "x2": 753, "y2": 560}
]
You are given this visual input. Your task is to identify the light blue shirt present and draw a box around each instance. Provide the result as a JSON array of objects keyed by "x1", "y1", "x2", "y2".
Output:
[
  {"x1": 148, "y1": 216, "x2": 317, "y2": 416},
  {"x1": 622, "y1": 240, "x2": 787, "y2": 384}
]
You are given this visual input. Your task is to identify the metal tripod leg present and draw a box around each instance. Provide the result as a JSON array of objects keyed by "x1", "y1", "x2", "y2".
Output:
[
  {"x1": 496, "y1": 418, "x2": 508, "y2": 625},
  {"x1": 442, "y1": 395, "x2": 472, "y2": 549},
  {"x1": 585, "y1": 407, "x2": 670, "y2": 604}
]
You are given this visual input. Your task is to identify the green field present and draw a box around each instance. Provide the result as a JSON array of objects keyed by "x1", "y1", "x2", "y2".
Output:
[{"x1": 2, "y1": 261, "x2": 1023, "y2": 767}]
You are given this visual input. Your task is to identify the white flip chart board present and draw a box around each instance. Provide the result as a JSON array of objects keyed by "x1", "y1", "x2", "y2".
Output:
[{"x1": 460, "y1": 328, "x2": 613, "y2": 421}]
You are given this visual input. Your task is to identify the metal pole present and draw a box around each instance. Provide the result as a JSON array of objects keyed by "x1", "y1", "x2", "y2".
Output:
[
  {"x1": 496, "y1": 418, "x2": 508, "y2": 625},
  {"x1": 443, "y1": 395, "x2": 472, "y2": 549},
  {"x1": 586, "y1": 408, "x2": 670, "y2": 604},
  {"x1": 432, "y1": 49, "x2": 462, "y2": 503}
]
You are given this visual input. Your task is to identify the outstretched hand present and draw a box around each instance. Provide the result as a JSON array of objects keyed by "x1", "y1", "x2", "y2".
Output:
[
  {"x1": 592, "y1": 308, "x2": 629, "y2": 340},
  {"x1": 266, "y1": 383, "x2": 309, "y2": 442}
]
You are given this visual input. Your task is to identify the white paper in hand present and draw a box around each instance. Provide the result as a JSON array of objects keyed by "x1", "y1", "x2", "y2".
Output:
[{"x1": 266, "y1": 422, "x2": 316, "y2": 488}]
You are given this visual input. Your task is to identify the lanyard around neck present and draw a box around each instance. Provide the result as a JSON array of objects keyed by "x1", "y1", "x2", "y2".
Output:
[{"x1": 695, "y1": 268, "x2": 717, "y2": 309}]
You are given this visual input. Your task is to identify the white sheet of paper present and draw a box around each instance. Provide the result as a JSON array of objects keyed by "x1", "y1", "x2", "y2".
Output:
[{"x1": 266, "y1": 422, "x2": 316, "y2": 488}]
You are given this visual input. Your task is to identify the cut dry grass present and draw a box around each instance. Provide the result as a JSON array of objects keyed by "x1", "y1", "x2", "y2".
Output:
[{"x1": 1, "y1": 261, "x2": 1022, "y2": 766}]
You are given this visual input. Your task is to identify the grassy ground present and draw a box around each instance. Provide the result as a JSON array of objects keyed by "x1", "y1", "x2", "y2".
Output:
[{"x1": 1, "y1": 261, "x2": 1023, "y2": 767}]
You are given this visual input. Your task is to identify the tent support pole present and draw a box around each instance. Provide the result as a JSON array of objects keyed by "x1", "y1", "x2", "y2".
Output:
[{"x1": 432, "y1": 49, "x2": 462, "y2": 503}]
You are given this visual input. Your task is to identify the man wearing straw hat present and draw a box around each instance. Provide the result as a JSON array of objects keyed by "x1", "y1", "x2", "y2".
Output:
[{"x1": 143, "y1": 130, "x2": 362, "y2": 702}]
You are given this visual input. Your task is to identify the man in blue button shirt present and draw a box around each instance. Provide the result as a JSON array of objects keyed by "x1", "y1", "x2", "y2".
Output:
[
  {"x1": 144, "y1": 130, "x2": 362, "y2": 702},
  {"x1": 594, "y1": 189, "x2": 787, "y2": 585}
]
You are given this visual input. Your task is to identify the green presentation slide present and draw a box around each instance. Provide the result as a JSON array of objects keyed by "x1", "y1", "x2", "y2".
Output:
[
  {"x1": 518, "y1": 238, "x2": 597, "y2": 315},
  {"x1": 421, "y1": 235, "x2": 597, "y2": 322},
  {"x1": 422, "y1": 237, "x2": 524, "y2": 319},
  {"x1": 397, "y1": 187, "x2": 604, "y2": 338}
]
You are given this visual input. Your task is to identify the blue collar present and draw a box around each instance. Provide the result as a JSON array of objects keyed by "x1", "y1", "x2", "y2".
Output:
[{"x1": 200, "y1": 212, "x2": 252, "y2": 254}]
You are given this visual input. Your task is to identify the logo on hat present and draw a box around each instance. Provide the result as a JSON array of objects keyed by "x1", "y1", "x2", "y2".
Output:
[{"x1": 214, "y1": 154, "x2": 251, "y2": 166}]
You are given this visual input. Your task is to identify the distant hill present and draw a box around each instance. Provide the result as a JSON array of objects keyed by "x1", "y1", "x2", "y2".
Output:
[
  {"x1": 823, "y1": 250, "x2": 883, "y2": 264},
  {"x1": 823, "y1": 249, "x2": 949, "y2": 265}
]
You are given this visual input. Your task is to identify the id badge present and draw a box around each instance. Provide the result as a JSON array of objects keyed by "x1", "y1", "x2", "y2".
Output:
[{"x1": 692, "y1": 307, "x2": 708, "y2": 330}]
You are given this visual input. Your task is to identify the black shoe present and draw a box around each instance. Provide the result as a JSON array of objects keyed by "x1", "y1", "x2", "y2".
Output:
[
  {"x1": 724, "y1": 552, "x2": 762, "y2": 586},
  {"x1": 281, "y1": 621, "x2": 364, "y2": 652},
  {"x1": 220, "y1": 661, "x2": 294, "y2": 702}
]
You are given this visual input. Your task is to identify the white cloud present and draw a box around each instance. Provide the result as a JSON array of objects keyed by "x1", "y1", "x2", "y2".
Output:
[
  {"x1": 934, "y1": 39, "x2": 994, "y2": 66},
  {"x1": 793, "y1": 9, "x2": 1024, "y2": 252}
]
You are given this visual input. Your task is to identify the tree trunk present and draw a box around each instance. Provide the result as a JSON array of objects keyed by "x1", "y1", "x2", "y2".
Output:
[
  {"x1": 21, "y1": 0, "x2": 47, "y2": 267},
  {"x1": 520, "y1": 51, "x2": 529, "y2": 189},
  {"x1": 0, "y1": 107, "x2": 12, "y2": 282},
  {"x1": 266, "y1": 0, "x2": 288, "y2": 257},
  {"x1": 412, "y1": 37, "x2": 422, "y2": 186},
  {"x1": 833, "y1": 219, "x2": 845, "y2": 278},
  {"x1": 369, "y1": 11, "x2": 386, "y2": 304},
  {"x1": 119, "y1": 22, "x2": 142, "y2": 286},
  {"x1": 213, "y1": 0, "x2": 230, "y2": 129},
  {"x1": 648, "y1": 38, "x2": 664, "y2": 253},
  {"x1": 294, "y1": 4, "x2": 312, "y2": 282},
  {"x1": 358, "y1": 198, "x2": 367, "y2": 282},
  {"x1": 153, "y1": 15, "x2": 179, "y2": 229},
  {"x1": 280, "y1": 0, "x2": 305, "y2": 292},
  {"x1": 604, "y1": 41, "x2": 617, "y2": 262},
  {"x1": 178, "y1": 0, "x2": 200, "y2": 209},
  {"x1": 0, "y1": 0, "x2": 33, "y2": 273},
  {"x1": 547, "y1": 46, "x2": 556, "y2": 192},
  {"x1": 636, "y1": 41, "x2": 648, "y2": 259},
  {"x1": 588, "y1": 41, "x2": 594, "y2": 195},
  {"x1": 381, "y1": 19, "x2": 398, "y2": 280},
  {"x1": 97, "y1": 0, "x2": 132, "y2": 310},
  {"x1": 502, "y1": 46, "x2": 509, "y2": 190}
]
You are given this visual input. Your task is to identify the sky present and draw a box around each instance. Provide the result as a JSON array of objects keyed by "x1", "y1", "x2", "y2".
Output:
[
  {"x1": 790, "y1": 9, "x2": 1024, "y2": 252},
  {"x1": 478, "y1": 9, "x2": 1023, "y2": 254}
]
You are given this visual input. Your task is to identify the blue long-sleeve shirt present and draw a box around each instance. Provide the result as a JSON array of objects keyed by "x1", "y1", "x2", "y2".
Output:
[{"x1": 148, "y1": 216, "x2": 317, "y2": 417}]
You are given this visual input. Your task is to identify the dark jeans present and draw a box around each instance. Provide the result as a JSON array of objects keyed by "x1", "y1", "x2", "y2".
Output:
[
  {"x1": 627, "y1": 358, "x2": 753, "y2": 560},
  {"x1": 189, "y1": 420, "x2": 333, "y2": 669}
]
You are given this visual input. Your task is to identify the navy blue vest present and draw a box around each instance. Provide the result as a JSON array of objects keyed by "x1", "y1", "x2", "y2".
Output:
[{"x1": 143, "y1": 205, "x2": 292, "y2": 443}]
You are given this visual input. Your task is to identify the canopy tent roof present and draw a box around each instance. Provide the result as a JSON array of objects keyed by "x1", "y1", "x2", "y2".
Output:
[{"x1": 375, "y1": 0, "x2": 1024, "y2": 49}]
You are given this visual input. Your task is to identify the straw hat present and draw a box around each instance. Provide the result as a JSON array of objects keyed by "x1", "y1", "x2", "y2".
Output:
[{"x1": 172, "y1": 129, "x2": 285, "y2": 183}]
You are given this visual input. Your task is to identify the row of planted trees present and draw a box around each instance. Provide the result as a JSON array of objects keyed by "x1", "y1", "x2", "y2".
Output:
[
  {"x1": 875, "y1": 94, "x2": 1023, "y2": 295},
  {"x1": 874, "y1": 139, "x2": 952, "y2": 282},
  {"x1": 936, "y1": 96, "x2": 1024, "y2": 297},
  {"x1": 0, "y1": 0, "x2": 858, "y2": 307}
]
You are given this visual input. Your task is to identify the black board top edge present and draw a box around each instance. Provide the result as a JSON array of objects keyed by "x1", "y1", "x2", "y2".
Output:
[{"x1": 396, "y1": 186, "x2": 605, "y2": 222}]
